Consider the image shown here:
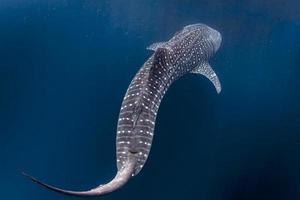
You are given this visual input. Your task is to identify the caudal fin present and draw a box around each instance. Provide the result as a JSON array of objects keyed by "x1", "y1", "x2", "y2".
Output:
[{"x1": 22, "y1": 157, "x2": 136, "y2": 197}]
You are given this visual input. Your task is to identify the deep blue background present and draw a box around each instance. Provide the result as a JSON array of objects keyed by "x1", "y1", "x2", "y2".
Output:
[{"x1": 1, "y1": 0, "x2": 300, "y2": 199}]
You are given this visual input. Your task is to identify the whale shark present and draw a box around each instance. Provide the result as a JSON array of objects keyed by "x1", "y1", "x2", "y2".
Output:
[{"x1": 23, "y1": 23, "x2": 222, "y2": 197}]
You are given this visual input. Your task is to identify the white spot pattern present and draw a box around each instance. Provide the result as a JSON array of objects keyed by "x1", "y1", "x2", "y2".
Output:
[{"x1": 116, "y1": 23, "x2": 222, "y2": 176}]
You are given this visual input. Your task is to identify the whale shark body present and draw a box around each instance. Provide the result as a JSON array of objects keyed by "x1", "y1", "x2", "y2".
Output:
[{"x1": 23, "y1": 23, "x2": 222, "y2": 197}]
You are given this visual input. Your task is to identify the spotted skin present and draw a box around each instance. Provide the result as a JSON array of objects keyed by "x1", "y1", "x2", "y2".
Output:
[
  {"x1": 23, "y1": 23, "x2": 222, "y2": 197},
  {"x1": 116, "y1": 23, "x2": 222, "y2": 175}
]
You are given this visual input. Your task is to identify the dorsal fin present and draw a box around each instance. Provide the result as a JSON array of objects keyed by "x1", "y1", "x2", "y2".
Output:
[
  {"x1": 148, "y1": 47, "x2": 171, "y2": 80},
  {"x1": 152, "y1": 47, "x2": 170, "y2": 69}
]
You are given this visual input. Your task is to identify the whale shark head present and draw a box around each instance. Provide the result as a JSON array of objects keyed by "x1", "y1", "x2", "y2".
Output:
[
  {"x1": 148, "y1": 23, "x2": 222, "y2": 60},
  {"x1": 178, "y1": 23, "x2": 222, "y2": 54},
  {"x1": 147, "y1": 23, "x2": 222, "y2": 93},
  {"x1": 147, "y1": 23, "x2": 222, "y2": 68},
  {"x1": 205, "y1": 25, "x2": 222, "y2": 53}
]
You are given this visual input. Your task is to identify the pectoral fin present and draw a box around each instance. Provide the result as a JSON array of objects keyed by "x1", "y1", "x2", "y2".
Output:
[
  {"x1": 147, "y1": 42, "x2": 166, "y2": 51},
  {"x1": 191, "y1": 62, "x2": 222, "y2": 93},
  {"x1": 147, "y1": 41, "x2": 174, "y2": 52}
]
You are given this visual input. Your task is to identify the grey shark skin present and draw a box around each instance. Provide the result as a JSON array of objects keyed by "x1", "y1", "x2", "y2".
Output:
[{"x1": 23, "y1": 23, "x2": 222, "y2": 197}]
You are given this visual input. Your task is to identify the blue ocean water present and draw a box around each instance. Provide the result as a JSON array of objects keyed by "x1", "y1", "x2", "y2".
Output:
[{"x1": 0, "y1": 0, "x2": 300, "y2": 199}]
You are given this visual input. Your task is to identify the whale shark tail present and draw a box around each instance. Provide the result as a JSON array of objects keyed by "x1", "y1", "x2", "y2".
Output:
[{"x1": 22, "y1": 155, "x2": 136, "y2": 197}]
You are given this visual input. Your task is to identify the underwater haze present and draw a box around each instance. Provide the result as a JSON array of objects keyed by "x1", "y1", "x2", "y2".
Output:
[{"x1": 1, "y1": 0, "x2": 300, "y2": 199}]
